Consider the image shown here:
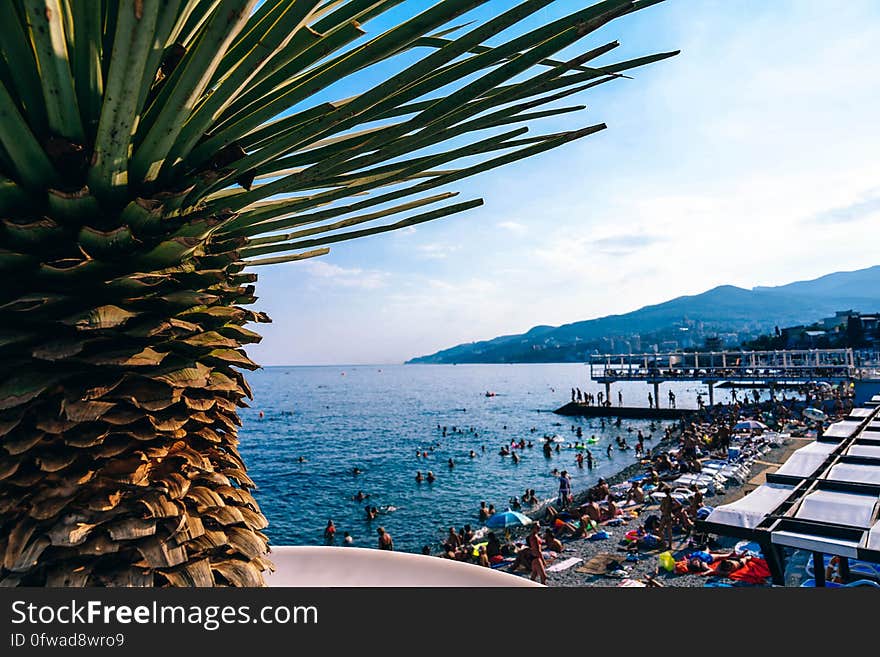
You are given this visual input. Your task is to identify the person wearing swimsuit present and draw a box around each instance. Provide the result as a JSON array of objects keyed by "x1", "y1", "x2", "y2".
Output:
[{"x1": 527, "y1": 523, "x2": 546, "y2": 584}]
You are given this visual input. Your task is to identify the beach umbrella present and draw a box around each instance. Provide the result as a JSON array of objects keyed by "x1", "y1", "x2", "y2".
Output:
[
  {"x1": 803, "y1": 408, "x2": 827, "y2": 421},
  {"x1": 733, "y1": 420, "x2": 768, "y2": 432},
  {"x1": 485, "y1": 510, "x2": 533, "y2": 529}
]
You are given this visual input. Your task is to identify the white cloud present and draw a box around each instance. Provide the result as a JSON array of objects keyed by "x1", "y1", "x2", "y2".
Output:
[
  {"x1": 416, "y1": 243, "x2": 460, "y2": 259},
  {"x1": 496, "y1": 221, "x2": 528, "y2": 236},
  {"x1": 301, "y1": 261, "x2": 389, "y2": 289}
]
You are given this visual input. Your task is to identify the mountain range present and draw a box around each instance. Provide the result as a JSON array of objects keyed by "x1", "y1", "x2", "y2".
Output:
[{"x1": 407, "y1": 265, "x2": 880, "y2": 364}]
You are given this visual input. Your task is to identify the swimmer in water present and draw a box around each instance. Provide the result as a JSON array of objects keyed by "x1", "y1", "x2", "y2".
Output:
[
  {"x1": 606, "y1": 444, "x2": 613, "y2": 457},
  {"x1": 353, "y1": 490, "x2": 368, "y2": 502},
  {"x1": 297, "y1": 456, "x2": 306, "y2": 463},
  {"x1": 511, "y1": 452, "x2": 520, "y2": 464},
  {"x1": 416, "y1": 471, "x2": 423, "y2": 483},
  {"x1": 469, "y1": 450, "x2": 476, "y2": 458},
  {"x1": 259, "y1": 411, "x2": 264, "y2": 419},
  {"x1": 448, "y1": 458, "x2": 455, "y2": 468},
  {"x1": 352, "y1": 467, "x2": 362, "y2": 475},
  {"x1": 426, "y1": 471, "x2": 436, "y2": 483}
]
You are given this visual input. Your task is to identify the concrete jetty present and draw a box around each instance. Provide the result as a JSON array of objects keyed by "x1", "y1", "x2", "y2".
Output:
[{"x1": 553, "y1": 402, "x2": 697, "y2": 419}]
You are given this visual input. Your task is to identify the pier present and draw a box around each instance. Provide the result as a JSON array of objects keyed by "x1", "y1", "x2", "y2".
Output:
[
  {"x1": 554, "y1": 402, "x2": 696, "y2": 419},
  {"x1": 588, "y1": 348, "x2": 857, "y2": 407}
]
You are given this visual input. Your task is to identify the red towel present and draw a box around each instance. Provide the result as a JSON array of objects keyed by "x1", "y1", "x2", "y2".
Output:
[{"x1": 728, "y1": 558, "x2": 771, "y2": 584}]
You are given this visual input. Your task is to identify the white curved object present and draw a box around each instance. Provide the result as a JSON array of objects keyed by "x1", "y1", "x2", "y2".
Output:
[{"x1": 265, "y1": 546, "x2": 541, "y2": 587}]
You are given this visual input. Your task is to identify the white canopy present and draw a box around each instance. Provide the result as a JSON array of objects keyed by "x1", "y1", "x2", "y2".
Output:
[
  {"x1": 795, "y1": 490, "x2": 879, "y2": 528},
  {"x1": 824, "y1": 463, "x2": 880, "y2": 485},
  {"x1": 771, "y1": 530, "x2": 861, "y2": 558},
  {"x1": 823, "y1": 421, "x2": 862, "y2": 439},
  {"x1": 705, "y1": 483, "x2": 794, "y2": 529},
  {"x1": 774, "y1": 441, "x2": 837, "y2": 478},
  {"x1": 846, "y1": 444, "x2": 880, "y2": 459},
  {"x1": 848, "y1": 408, "x2": 875, "y2": 419}
]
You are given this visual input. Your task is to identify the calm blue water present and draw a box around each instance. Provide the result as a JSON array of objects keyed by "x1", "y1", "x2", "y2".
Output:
[{"x1": 238, "y1": 364, "x2": 742, "y2": 553}]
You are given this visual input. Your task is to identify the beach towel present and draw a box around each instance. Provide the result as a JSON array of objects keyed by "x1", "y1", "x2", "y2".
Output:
[
  {"x1": 547, "y1": 557, "x2": 583, "y2": 573},
  {"x1": 576, "y1": 553, "x2": 621, "y2": 575},
  {"x1": 728, "y1": 558, "x2": 771, "y2": 584}
]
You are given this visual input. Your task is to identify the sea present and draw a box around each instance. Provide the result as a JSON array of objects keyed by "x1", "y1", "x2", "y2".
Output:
[{"x1": 238, "y1": 363, "x2": 764, "y2": 553}]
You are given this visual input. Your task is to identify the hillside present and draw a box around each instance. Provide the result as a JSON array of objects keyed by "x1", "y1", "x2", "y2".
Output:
[{"x1": 407, "y1": 266, "x2": 880, "y2": 363}]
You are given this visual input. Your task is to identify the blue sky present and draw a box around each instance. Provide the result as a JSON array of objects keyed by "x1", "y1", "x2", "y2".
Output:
[{"x1": 247, "y1": 0, "x2": 880, "y2": 365}]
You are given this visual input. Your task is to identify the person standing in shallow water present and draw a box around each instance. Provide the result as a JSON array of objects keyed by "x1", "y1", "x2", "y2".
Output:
[
  {"x1": 324, "y1": 519, "x2": 336, "y2": 544},
  {"x1": 377, "y1": 527, "x2": 393, "y2": 551},
  {"x1": 557, "y1": 470, "x2": 572, "y2": 508}
]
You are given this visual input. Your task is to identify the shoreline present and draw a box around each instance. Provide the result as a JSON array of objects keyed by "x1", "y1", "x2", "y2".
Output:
[{"x1": 461, "y1": 391, "x2": 853, "y2": 587}]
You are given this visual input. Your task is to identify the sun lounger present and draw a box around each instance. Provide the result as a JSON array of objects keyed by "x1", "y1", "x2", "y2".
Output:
[
  {"x1": 799, "y1": 578, "x2": 880, "y2": 588},
  {"x1": 803, "y1": 555, "x2": 880, "y2": 581}
]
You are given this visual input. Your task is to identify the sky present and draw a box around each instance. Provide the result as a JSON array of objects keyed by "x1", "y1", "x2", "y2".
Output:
[{"x1": 246, "y1": 0, "x2": 880, "y2": 365}]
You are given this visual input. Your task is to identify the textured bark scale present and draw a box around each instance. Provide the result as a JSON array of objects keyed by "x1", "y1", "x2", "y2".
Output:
[{"x1": 0, "y1": 229, "x2": 273, "y2": 586}]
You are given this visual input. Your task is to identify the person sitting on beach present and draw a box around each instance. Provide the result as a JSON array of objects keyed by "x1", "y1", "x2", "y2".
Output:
[
  {"x1": 543, "y1": 529, "x2": 564, "y2": 553},
  {"x1": 625, "y1": 481, "x2": 645, "y2": 505},
  {"x1": 510, "y1": 545, "x2": 534, "y2": 574},
  {"x1": 580, "y1": 500, "x2": 602, "y2": 524},
  {"x1": 477, "y1": 545, "x2": 490, "y2": 568},
  {"x1": 462, "y1": 524, "x2": 475, "y2": 544},
  {"x1": 656, "y1": 452, "x2": 674, "y2": 472},
  {"x1": 593, "y1": 478, "x2": 611, "y2": 500},
  {"x1": 486, "y1": 532, "x2": 503, "y2": 560},
  {"x1": 601, "y1": 498, "x2": 620, "y2": 521},
  {"x1": 573, "y1": 510, "x2": 597, "y2": 538}
]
